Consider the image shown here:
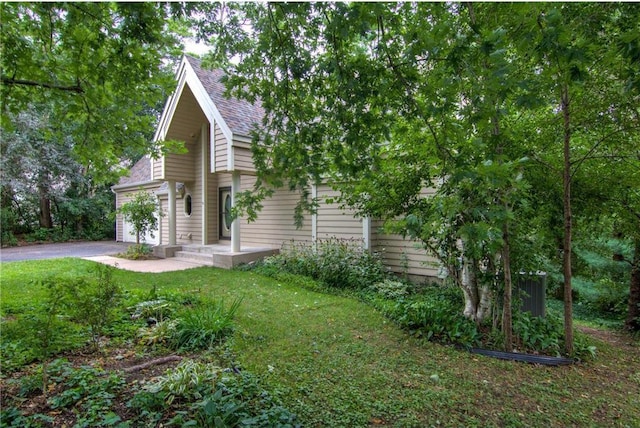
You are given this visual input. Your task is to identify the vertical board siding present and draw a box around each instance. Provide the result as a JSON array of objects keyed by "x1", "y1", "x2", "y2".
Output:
[
  {"x1": 163, "y1": 141, "x2": 196, "y2": 182},
  {"x1": 214, "y1": 124, "x2": 228, "y2": 171},
  {"x1": 174, "y1": 133, "x2": 204, "y2": 244},
  {"x1": 316, "y1": 185, "x2": 364, "y2": 241}
]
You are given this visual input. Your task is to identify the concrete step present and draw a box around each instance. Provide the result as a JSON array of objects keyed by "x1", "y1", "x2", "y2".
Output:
[
  {"x1": 181, "y1": 245, "x2": 231, "y2": 255},
  {"x1": 174, "y1": 251, "x2": 214, "y2": 264}
]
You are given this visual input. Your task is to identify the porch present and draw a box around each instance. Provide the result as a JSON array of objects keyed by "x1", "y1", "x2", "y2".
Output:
[{"x1": 153, "y1": 243, "x2": 279, "y2": 269}]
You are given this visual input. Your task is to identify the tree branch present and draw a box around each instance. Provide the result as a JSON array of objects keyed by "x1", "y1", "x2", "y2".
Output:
[{"x1": 1, "y1": 77, "x2": 84, "y2": 93}]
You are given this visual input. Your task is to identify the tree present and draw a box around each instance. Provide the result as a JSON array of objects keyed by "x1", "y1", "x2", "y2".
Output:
[
  {"x1": 1, "y1": 104, "x2": 118, "y2": 241},
  {"x1": 195, "y1": 2, "x2": 640, "y2": 347},
  {"x1": 198, "y1": 3, "x2": 537, "y2": 334},
  {"x1": 521, "y1": 3, "x2": 640, "y2": 343},
  {"x1": 1, "y1": 2, "x2": 185, "y2": 181},
  {"x1": 118, "y1": 190, "x2": 160, "y2": 245},
  {"x1": 1, "y1": 105, "x2": 84, "y2": 230}
]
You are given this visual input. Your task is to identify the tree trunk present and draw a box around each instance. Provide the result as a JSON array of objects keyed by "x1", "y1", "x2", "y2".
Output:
[
  {"x1": 38, "y1": 183, "x2": 53, "y2": 229},
  {"x1": 626, "y1": 237, "x2": 640, "y2": 331},
  {"x1": 502, "y1": 221, "x2": 513, "y2": 351},
  {"x1": 461, "y1": 257, "x2": 492, "y2": 324},
  {"x1": 561, "y1": 85, "x2": 573, "y2": 355}
]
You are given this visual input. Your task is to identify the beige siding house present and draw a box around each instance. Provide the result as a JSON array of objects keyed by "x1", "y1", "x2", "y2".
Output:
[{"x1": 113, "y1": 56, "x2": 439, "y2": 279}]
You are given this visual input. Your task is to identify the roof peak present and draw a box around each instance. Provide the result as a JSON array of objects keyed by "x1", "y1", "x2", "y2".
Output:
[{"x1": 183, "y1": 55, "x2": 264, "y2": 138}]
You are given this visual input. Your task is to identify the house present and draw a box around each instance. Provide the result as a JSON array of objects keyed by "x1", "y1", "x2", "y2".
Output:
[{"x1": 113, "y1": 55, "x2": 439, "y2": 279}]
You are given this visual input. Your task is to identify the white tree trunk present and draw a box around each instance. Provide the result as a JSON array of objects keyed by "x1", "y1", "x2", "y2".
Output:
[{"x1": 460, "y1": 256, "x2": 492, "y2": 324}]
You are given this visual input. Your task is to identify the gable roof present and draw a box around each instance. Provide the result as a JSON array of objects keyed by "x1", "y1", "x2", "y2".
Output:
[
  {"x1": 186, "y1": 56, "x2": 264, "y2": 138},
  {"x1": 114, "y1": 155, "x2": 153, "y2": 188},
  {"x1": 154, "y1": 55, "x2": 264, "y2": 145}
]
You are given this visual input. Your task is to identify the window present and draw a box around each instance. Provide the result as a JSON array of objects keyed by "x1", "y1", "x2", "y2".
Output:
[{"x1": 184, "y1": 194, "x2": 192, "y2": 217}]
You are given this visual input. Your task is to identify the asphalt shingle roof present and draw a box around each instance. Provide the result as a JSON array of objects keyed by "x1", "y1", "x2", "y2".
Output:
[
  {"x1": 117, "y1": 155, "x2": 151, "y2": 186},
  {"x1": 186, "y1": 56, "x2": 264, "y2": 138}
]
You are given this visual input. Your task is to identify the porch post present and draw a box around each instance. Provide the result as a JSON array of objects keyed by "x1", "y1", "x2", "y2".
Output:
[
  {"x1": 363, "y1": 216, "x2": 372, "y2": 251},
  {"x1": 201, "y1": 123, "x2": 209, "y2": 245},
  {"x1": 157, "y1": 196, "x2": 163, "y2": 245},
  {"x1": 231, "y1": 171, "x2": 241, "y2": 252},
  {"x1": 168, "y1": 180, "x2": 176, "y2": 245},
  {"x1": 311, "y1": 184, "x2": 318, "y2": 246}
]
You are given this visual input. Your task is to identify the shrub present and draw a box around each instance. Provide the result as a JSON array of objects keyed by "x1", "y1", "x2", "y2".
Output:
[
  {"x1": 398, "y1": 290, "x2": 480, "y2": 347},
  {"x1": 137, "y1": 362, "x2": 299, "y2": 427},
  {"x1": 120, "y1": 243, "x2": 153, "y2": 260},
  {"x1": 0, "y1": 207, "x2": 20, "y2": 247},
  {"x1": 1, "y1": 230, "x2": 18, "y2": 247},
  {"x1": 590, "y1": 278, "x2": 628, "y2": 317},
  {"x1": 262, "y1": 238, "x2": 389, "y2": 290},
  {"x1": 369, "y1": 279, "x2": 411, "y2": 300},
  {"x1": 63, "y1": 264, "x2": 123, "y2": 351},
  {"x1": 512, "y1": 311, "x2": 563, "y2": 354},
  {"x1": 130, "y1": 299, "x2": 177, "y2": 323},
  {"x1": 512, "y1": 311, "x2": 597, "y2": 359},
  {"x1": 366, "y1": 285, "x2": 480, "y2": 348},
  {"x1": 145, "y1": 359, "x2": 222, "y2": 405}
]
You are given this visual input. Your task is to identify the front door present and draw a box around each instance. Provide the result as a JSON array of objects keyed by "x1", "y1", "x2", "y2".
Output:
[{"x1": 219, "y1": 187, "x2": 232, "y2": 240}]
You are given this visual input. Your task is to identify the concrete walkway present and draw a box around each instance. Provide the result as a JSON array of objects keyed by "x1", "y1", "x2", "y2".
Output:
[{"x1": 82, "y1": 255, "x2": 209, "y2": 273}]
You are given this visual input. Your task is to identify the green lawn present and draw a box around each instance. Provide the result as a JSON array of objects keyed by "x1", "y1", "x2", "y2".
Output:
[{"x1": 1, "y1": 258, "x2": 639, "y2": 427}]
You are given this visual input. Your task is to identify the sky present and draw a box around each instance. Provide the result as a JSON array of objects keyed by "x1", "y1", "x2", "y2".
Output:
[{"x1": 183, "y1": 37, "x2": 211, "y2": 57}]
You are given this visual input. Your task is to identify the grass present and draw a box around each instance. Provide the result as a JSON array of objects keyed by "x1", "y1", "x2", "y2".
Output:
[{"x1": 1, "y1": 258, "x2": 639, "y2": 427}]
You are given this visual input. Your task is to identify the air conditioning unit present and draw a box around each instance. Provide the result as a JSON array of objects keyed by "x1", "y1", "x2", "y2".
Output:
[{"x1": 515, "y1": 273, "x2": 546, "y2": 318}]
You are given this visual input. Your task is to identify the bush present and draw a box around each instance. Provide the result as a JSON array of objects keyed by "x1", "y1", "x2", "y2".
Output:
[
  {"x1": 135, "y1": 361, "x2": 299, "y2": 427},
  {"x1": 590, "y1": 278, "x2": 628, "y2": 317},
  {"x1": 63, "y1": 264, "x2": 123, "y2": 351},
  {"x1": 144, "y1": 359, "x2": 222, "y2": 405},
  {"x1": 1, "y1": 230, "x2": 18, "y2": 247},
  {"x1": 369, "y1": 279, "x2": 411, "y2": 300},
  {"x1": 262, "y1": 238, "x2": 389, "y2": 290},
  {"x1": 397, "y1": 288, "x2": 481, "y2": 347},
  {"x1": 119, "y1": 243, "x2": 153, "y2": 260},
  {"x1": 0, "y1": 207, "x2": 20, "y2": 246},
  {"x1": 512, "y1": 311, "x2": 563, "y2": 354},
  {"x1": 364, "y1": 285, "x2": 480, "y2": 348}
]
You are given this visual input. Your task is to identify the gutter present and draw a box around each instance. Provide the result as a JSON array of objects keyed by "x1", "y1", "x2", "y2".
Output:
[{"x1": 110, "y1": 180, "x2": 161, "y2": 193}]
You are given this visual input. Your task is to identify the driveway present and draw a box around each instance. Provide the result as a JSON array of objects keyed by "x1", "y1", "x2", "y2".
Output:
[{"x1": 0, "y1": 241, "x2": 133, "y2": 262}]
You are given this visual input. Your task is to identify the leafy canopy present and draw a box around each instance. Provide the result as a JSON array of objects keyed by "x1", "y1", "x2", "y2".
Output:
[{"x1": 0, "y1": 2, "x2": 186, "y2": 181}]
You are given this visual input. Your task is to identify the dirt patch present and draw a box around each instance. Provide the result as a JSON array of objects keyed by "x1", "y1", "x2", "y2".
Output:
[
  {"x1": 0, "y1": 347, "x2": 185, "y2": 427},
  {"x1": 576, "y1": 325, "x2": 639, "y2": 352}
]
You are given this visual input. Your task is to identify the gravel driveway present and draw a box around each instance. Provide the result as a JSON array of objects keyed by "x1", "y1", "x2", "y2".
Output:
[{"x1": 0, "y1": 241, "x2": 133, "y2": 262}]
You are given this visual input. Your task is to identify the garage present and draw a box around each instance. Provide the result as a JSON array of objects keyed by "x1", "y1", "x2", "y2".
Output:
[{"x1": 122, "y1": 213, "x2": 159, "y2": 245}]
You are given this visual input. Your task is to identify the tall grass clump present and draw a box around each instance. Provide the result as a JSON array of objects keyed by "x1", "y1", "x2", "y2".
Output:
[
  {"x1": 170, "y1": 299, "x2": 242, "y2": 351},
  {"x1": 257, "y1": 238, "x2": 389, "y2": 290}
]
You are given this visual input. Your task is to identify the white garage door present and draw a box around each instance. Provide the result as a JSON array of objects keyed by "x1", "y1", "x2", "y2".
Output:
[{"x1": 123, "y1": 215, "x2": 159, "y2": 245}]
